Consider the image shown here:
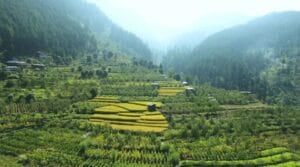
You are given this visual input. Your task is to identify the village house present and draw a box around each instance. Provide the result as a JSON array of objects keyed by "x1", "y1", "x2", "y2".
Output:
[
  {"x1": 147, "y1": 103, "x2": 157, "y2": 112},
  {"x1": 185, "y1": 86, "x2": 196, "y2": 95},
  {"x1": 5, "y1": 66, "x2": 19, "y2": 72}
]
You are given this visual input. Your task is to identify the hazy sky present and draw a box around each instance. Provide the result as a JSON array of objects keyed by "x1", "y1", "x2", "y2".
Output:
[{"x1": 88, "y1": 0, "x2": 300, "y2": 45}]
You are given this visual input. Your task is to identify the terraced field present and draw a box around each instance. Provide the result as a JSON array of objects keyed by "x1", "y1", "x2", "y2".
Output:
[
  {"x1": 159, "y1": 87, "x2": 185, "y2": 96},
  {"x1": 89, "y1": 96, "x2": 168, "y2": 132},
  {"x1": 180, "y1": 147, "x2": 300, "y2": 167}
]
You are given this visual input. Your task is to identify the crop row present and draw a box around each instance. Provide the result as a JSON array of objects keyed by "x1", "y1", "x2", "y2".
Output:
[
  {"x1": 180, "y1": 152, "x2": 300, "y2": 166},
  {"x1": 85, "y1": 148, "x2": 168, "y2": 164}
]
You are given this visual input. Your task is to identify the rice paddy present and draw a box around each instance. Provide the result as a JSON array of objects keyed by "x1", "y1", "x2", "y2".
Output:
[
  {"x1": 94, "y1": 106, "x2": 128, "y2": 114},
  {"x1": 159, "y1": 87, "x2": 185, "y2": 96},
  {"x1": 113, "y1": 103, "x2": 147, "y2": 112},
  {"x1": 89, "y1": 96, "x2": 168, "y2": 132},
  {"x1": 129, "y1": 101, "x2": 163, "y2": 108}
]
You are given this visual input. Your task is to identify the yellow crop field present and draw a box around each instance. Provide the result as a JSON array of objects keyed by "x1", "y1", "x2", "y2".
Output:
[
  {"x1": 110, "y1": 124, "x2": 167, "y2": 132},
  {"x1": 137, "y1": 120, "x2": 168, "y2": 124},
  {"x1": 144, "y1": 111, "x2": 161, "y2": 115},
  {"x1": 91, "y1": 120, "x2": 168, "y2": 127},
  {"x1": 90, "y1": 114, "x2": 139, "y2": 121},
  {"x1": 130, "y1": 101, "x2": 163, "y2": 108},
  {"x1": 91, "y1": 122, "x2": 167, "y2": 132},
  {"x1": 94, "y1": 105, "x2": 128, "y2": 114},
  {"x1": 114, "y1": 103, "x2": 147, "y2": 111},
  {"x1": 141, "y1": 114, "x2": 166, "y2": 121},
  {"x1": 89, "y1": 96, "x2": 168, "y2": 132},
  {"x1": 118, "y1": 113, "x2": 144, "y2": 117},
  {"x1": 90, "y1": 99, "x2": 119, "y2": 103},
  {"x1": 94, "y1": 96, "x2": 119, "y2": 100},
  {"x1": 159, "y1": 87, "x2": 185, "y2": 96}
]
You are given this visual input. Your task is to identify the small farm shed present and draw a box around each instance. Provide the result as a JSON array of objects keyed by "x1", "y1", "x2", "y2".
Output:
[
  {"x1": 6, "y1": 61, "x2": 27, "y2": 67},
  {"x1": 151, "y1": 82, "x2": 160, "y2": 88},
  {"x1": 147, "y1": 103, "x2": 157, "y2": 112},
  {"x1": 182, "y1": 81, "x2": 188, "y2": 85},
  {"x1": 32, "y1": 64, "x2": 46, "y2": 70},
  {"x1": 185, "y1": 86, "x2": 196, "y2": 95}
]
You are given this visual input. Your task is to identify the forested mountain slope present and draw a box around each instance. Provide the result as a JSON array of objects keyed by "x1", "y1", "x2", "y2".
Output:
[
  {"x1": 0, "y1": 0, "x2": 151, "y2": 62},
  {"x1": 163, "y1": 12, "x2": 300, "y2": 105}
]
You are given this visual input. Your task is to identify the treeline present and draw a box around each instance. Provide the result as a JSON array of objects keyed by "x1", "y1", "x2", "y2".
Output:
[
  {"x1": 0, "y1": 0, "x2": 97, "y2": 60},
  {"x1": 163, "y1": 12, "x2": 300, "y2": 105},
  {"x1": 0, "y1": 0, "x2": 152, "y2": 62}
]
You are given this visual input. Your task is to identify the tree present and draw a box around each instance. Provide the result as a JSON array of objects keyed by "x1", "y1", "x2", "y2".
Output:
[
  {"x1": 90, "y1": 88, "x2": 97, "y2": 98},
  {"x1": 174, "y1": 73, "x2": 181, "y2": 81},
  {"x1": 159, "y1": 64, "x2": 163, "y2": 74},
  {"x1": 5, "y1": 80, "x2": 15, "y2": 88},
  {"x1": 6, "y1": 94, "x2": 14, "y2": 103},
  {"x1": 191, "y1": 126, "x2": 200, "y2": 138},
  {"x1": 17, "y1": 95, "x2": 25, "y2": 103},
  {"x1": 96, "y1": 69, "x2": 108, "y2": 79},
  {"x1": 169, "y1": 150, "x2": 180, "y2": 166},
  {"x1": 25, "y1": 93, "x2": 35, "y2": 103},
  {"x1": 86, "y1": 55, "x2": 92, "y2": 65},
  {"x1": 0, "y1": 69, "x2": 7, "y2": 80},
  {"x1": 77, "y1": 66, "x2": 83, "y2": 72}
]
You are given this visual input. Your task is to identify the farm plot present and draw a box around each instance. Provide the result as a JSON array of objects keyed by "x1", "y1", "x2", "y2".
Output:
[
  {"x1": 89, "y1": 98, "x2": 168, "y2": 132},
  {"x1": 159, "y1": 87, "x2": 185, "y2": 96},
  {"x1": 89, "y1": 96, "x2": 120, "y2": 103},
  {"x1": 180, "y1": 147, "x2": 300, "y2": 167},
  {"x1": 94, "y1": 106, "x2": 127, "y2": 114}
]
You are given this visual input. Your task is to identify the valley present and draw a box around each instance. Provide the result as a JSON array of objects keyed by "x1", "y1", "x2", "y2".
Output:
[{"x1": 0, "y1": 0, "x2": 299, "y2": 166}]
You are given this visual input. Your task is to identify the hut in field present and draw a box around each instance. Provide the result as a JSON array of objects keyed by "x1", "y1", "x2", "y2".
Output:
[
  {"x1": 240, "y1": 91, "x2": 252, "y2": 95},
  {"x1": 208, "y1": 96, "x2": 217, "y2": 102},
  {"x1": 151, "y1": 82, "x2": 160, "y2": 88},
  {"x1": 147, "y1": 103, "x2": 157, "y2": 112},
  {"x1": 182, "y1": 81, "x2": 188, "y2": 85},
  {"x1": 185, "y1": 86, "x2": 196, "y2": 95},
  {"x1": 32, "y1": 64, "x2": 46, "y2": 70},
  {"x1": 5, "y1": 66, "x2": 18, "y2": 72},
  {"x1": 6, "y1": 61, "x2": 27, "y2": 67}
]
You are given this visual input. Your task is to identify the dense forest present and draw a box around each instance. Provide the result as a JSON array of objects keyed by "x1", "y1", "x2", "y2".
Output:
[
  {"x1": 0, "y1": 1, "x2": 299, "y2": 167},
  {"x1": 0, "y1": 0, "x2": 151, "y2": 63},
  {"x1": 163, "y1": 12, "x2": 300, "y2": 105}
]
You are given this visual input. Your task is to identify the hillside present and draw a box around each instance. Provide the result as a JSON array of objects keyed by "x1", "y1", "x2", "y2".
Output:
[
  {"x1": 0, "y1": 2, "x2": 299, "y2": 167},
  {"x1": 0, "y1": 50, "x2": 299, "y2": 166},
  {"x1": 163, "y1": 12, "x2": 300, "y2": 105},
  {"x1": 0, "y1": 0, "x2": 151, "y2": 63}
]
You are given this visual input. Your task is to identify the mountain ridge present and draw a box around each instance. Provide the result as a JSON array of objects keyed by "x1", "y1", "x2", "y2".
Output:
[
  {"x1": 163, "y1": 11, "x2": 300, "y2": 105},
  {"x1": 0, "y1": 0, "x2": 151, "y2": 63}
]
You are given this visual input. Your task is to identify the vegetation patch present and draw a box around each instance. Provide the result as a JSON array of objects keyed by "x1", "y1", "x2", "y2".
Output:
[
  {"x1": 89, "y1": 96, "x2": 120, "y2": 103},
  {"x1": 180, "y1": 150, "x2": 300, "y2": 167},
  {"x1": 113, "y1": 103, "x2": 148, "y2": 111},
  {"x1": 260, "y1": 147, "x2": 290, "y2": 157}
]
